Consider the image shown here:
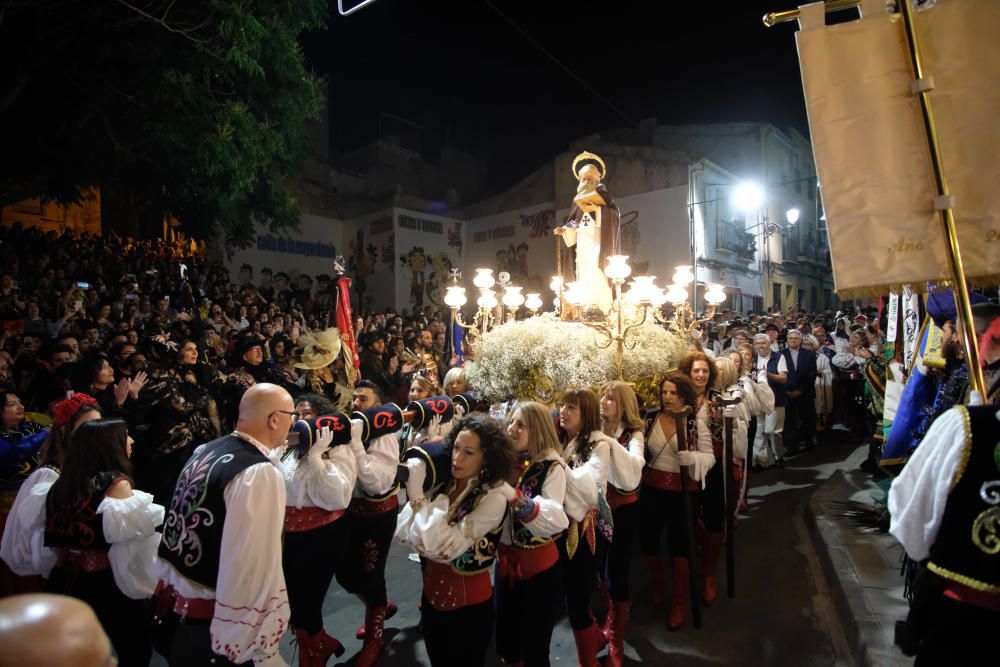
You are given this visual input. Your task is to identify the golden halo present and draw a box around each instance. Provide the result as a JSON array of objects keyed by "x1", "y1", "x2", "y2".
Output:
[{"x1": 572, "y1": 151, "x2": 606, "y2": 179}]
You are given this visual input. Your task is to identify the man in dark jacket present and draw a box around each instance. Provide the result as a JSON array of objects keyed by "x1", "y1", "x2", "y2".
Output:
[{"x1": 783, "y1": 329, "x2": 817, "y2": 454}]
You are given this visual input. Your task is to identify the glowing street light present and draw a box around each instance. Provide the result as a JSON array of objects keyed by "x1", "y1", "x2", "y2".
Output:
[
  {"x1": 785, "y1": 207, "x2": 801, "y2": 225},
  {"x1": 733, "y1": 182, "x2": 765, "y2": 212}
]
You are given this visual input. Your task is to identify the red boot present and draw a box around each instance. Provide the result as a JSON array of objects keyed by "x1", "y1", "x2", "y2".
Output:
[
  {"x1": 293, "y1": 627, "x2": 345, "y2": 667},
  {"x1": 571, "y1": 623, "x2": 607, "y2": 667},
  {"x1": 356, "y1": 600, "x2": 397, "y2": 639},
  {"x1": 667, "y1": 557, "x2": 689, "y2": 631},
  {"x1": 597, "y1": 579, "x2": 612, "y2": 638},
  {"x1": 641, "y1": 554, "x2": 665, "y2": 607},
  {"x1": 606, "y1": 600, "x2": 630, "y2": 667},
  {"x1": 701, "y1": 531, "x2": 724, "y2": 605},
  {"x1": 355, "y1": 605, "x2": 387, "y2": 667}
]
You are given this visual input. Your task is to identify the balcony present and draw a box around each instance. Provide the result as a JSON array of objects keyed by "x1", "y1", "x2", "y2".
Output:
[{"x1": 715, "y1": 220, "x2": 756, "y2": 263}]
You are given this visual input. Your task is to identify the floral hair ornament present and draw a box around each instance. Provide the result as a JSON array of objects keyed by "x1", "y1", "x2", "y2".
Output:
[{"x1": 53, "y1": 392, "x2": 99, "y2": 427}]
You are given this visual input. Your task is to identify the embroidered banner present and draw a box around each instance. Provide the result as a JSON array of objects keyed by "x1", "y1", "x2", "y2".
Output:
[{"x1": 795, "y1": 0, "x2": 1000, "y2": 297}]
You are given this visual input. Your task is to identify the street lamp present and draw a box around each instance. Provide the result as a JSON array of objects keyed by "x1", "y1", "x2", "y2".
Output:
[{"x1": 733, "y1": 182, "x2": 765, "y2": 212}]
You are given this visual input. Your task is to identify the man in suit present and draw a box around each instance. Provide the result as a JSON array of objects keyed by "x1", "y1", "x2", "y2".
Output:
[{"x1": 783, "y1": 329, "x2": 818, "y2": 454}]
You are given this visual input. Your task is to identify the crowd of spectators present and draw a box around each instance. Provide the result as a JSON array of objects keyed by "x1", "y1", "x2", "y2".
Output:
[{"x1": 0, "y1": 226, "x2": 890, "y2": 494}]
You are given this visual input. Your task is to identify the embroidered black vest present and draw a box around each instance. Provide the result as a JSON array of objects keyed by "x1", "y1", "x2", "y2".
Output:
[
  {"x1": 511, "y1": 458, "x2": 562, "y2": 548},
  {"x1": 158, "y1": 434, "x2": 267, "y2": 589},
  {"x1": 440, "y1": 483, "x2": 502, "y2": 575},
  {"x1": 927, "y1": 406, "x2": 1000, "y2": 593},
  {"x1": 45, "y1": 471, "x2": 124, "y2": 552},
  {"x1": 765, "y1": 353, "x2": 787, "y2": 407}
]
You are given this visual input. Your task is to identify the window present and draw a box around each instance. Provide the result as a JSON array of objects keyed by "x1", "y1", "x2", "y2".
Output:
[
  {"x1": 824, "y1": 289, "x2": 832, "y2": 310},
  {"x1": 811, "y1": 286, "x2": 818, "y2": 311},
  {"x1": 772, "y1": 283, "x2": 782, "y2": 310}
]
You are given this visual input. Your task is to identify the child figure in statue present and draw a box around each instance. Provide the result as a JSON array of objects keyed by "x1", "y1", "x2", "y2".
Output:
[{"x1": 554, "y1": 151, "x2": 620, "y2": 316}]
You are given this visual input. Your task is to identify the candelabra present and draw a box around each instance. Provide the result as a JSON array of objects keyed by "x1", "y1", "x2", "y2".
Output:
[
  {"x1": 445, "y1": 269, "x2": 544, "y2": 343},
  {"x1": 565, "y1": 256, "x2": 652, "y2": 380},
  {"x1": 647, "y1": 265, "x2": 727, "y2": 337},
  {"x1": 445, "y1": 258, "x2": 726, "y2": 378}
]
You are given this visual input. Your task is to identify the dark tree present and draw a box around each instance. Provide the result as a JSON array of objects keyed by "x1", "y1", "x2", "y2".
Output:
[{"x1": 0, "y1": 0, "x2": 327, "y2": 242}]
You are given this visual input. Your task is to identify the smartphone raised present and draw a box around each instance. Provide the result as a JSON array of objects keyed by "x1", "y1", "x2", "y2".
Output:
[{"x1": 76, "y1": 281, "x2": 90, "y2": 290}]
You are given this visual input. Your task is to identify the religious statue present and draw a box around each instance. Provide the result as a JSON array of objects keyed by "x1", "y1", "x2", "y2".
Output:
[{"x1": 554, "y1": 151, "x2": 620, "y2": 315}]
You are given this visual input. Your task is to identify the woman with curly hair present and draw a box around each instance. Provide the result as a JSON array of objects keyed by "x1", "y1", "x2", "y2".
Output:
[
  {"x1": 395, "y1": 414, "x2": 516, "y2": 666},
  {"x1": 558, "y1": 387, "x2": 615, "y2": 667},
  {"x1": 639, "y1": 373, "x2": 714, "y2": 630},
  {"x1": 679, "y1": 350, "x2": 728, "y2": 605},
  {"x1": 495, "y1": 401, "x2": 568, "y2": 667}
]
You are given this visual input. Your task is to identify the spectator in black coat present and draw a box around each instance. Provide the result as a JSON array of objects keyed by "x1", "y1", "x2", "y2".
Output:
[{"x1": 783, "y1": 329, "x2": 818, "y2": 454}]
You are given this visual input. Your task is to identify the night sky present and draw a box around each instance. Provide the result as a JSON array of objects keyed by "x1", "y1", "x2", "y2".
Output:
[{"x1": 304, "y1": 0, "x2": 812, "y2": 190}]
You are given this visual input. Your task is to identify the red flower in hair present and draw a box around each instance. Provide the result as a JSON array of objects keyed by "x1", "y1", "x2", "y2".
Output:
[{"x1": 53, "y1": 393, "x2": 99, "y2": 427}]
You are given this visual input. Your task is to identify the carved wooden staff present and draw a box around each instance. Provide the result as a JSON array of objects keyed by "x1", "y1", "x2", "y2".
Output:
[
  {"x1": 715, "y1": 394, "x2": 743, "y2": 599},
  {"x1": 666, "y1": 405, "x2": 700, "y2": 629}
]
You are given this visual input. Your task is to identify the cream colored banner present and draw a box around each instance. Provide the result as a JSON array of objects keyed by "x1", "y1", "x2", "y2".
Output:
[{"x1": 795, "y1": 0, "x2": 1000, "y2": 297}]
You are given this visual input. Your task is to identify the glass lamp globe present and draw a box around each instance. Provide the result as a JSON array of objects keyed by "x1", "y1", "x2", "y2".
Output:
[
  {"x1": 549, "y1": 275, "x2": 563, "y2": 293},
  {"x1": 651, "y1": 288, "x2": 669, "y2": 307},
  {"x1": 666, "y1": 283, "x2": 689, "y2": 305},
  {"x1": 524, "y1": 292, "x2": 543, "y2": 311},
  {"x1": 672, "y1": 265, "x2": 695, "y2": 285},
  {"x1": 564, "y1": 282, "x2": 588, "y2": 307},
  {"x1": 473, "y1": 268, "x2": 496, "y2": 290},
  {"x1": 502, "y1": 285, "x2": 525, "y2": 308},
  {"x1": 604, "y1": 255, "x2": 632, "y2": 282},
  {"x1": 628, "y1": 275, "x2": 657, "y2": 304},
  {"x1": 444, "y1": 285, "x2": 467, "y2": 308},
  {"x1": 704, "y1": 283, "x2": 727, "y2": 306},
  {"x1": 477, "y1": 289, "x2": 498, "y2": 310}
]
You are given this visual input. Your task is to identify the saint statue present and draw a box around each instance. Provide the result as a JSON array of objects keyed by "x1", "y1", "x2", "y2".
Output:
[{"x1": 554, "y1": 151, "x2": 620, "y2": 315}]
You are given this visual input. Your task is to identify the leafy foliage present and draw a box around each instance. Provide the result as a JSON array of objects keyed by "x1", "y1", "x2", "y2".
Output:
[{"x1": 0, "y1": 0, "x2": 327, "y2": 242}]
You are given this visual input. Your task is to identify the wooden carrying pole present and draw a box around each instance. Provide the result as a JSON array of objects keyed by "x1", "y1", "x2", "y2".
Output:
[
  {"x1": 764, "y1": 0, "x2": 988, "y2": 397},
  {"x1": 667, "y1": 405, "x2": 701, "y2": 629},
  {"x1": 716, "y1": 395, "x2": 743, "y2": 598}
]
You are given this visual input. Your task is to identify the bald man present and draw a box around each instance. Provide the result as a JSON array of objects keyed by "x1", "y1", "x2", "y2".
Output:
[
  {"x1": 0, "y1": 594, "x2": 115, "y2": 667},
  {"x1": 153, "y1": 383, "x2": 294, "y2": 667}
]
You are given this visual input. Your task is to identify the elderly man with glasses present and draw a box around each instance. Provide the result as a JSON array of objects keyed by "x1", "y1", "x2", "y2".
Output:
[{"x1": 152, "y1": 383, "x2": 295, "y2": 667}]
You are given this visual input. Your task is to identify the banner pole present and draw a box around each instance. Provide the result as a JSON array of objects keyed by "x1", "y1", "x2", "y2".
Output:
[{"x1": 897, "y1": 0, "x2": 986, "y2": 397}]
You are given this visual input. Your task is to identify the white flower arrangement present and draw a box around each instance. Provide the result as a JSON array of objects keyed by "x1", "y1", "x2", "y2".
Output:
[{"x1": 466, "y1": 313, "x2": 688, "y2": 403}]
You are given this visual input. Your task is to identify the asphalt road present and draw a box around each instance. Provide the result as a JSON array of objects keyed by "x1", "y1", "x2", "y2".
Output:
[{"x1": 154, "y1": 433, "x2": 862, "y2": 667}]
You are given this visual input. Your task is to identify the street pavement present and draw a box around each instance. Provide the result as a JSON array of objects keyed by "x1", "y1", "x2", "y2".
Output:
[{"x1": 154, "y1": 433, "x2": 863, "y2": 666}]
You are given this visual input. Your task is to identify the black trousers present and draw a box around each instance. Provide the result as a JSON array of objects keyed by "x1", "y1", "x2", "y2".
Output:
[
  {"x1": 638, "y1": 484, "x2": 698, "y2": 560},
  {"x1": 153, "y1": 615, "x2": 250, "y2": 666},
  {"x1": 785, "y1": 393, "x2": 816, "y2": 449},
  {"x1": 700, "y1": 465, "x2": 725, "y2": 533},
  {"x1": 282, "y1": 516, "x2": 350, "y2": 634},
  {"x1": 494, "y1": 561, "x2": 562, "y2": 666},
  {"x1": 335, "y1": 506, "x2": 399, "y2": 607},
  {"x1": 557, "y1": 532, "x2": 599, "y2": 629},
  {"x1": 421, "y1": 596, "x2": 494, "y2": 667},
  {"x1": 47, "y1": 565, "x2": 151, "y2": 667},
  {"x1": 603, "y1": 501, "x2": 639, "y2": 601},
  {"x1": 913, "y1": 595, "x2": 1000, "y2": 666}
]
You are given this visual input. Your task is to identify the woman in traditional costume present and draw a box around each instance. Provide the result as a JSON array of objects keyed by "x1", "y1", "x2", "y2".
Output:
[
  {"x1": 495, "y1": 401, "x2": 568, "y2": 667},
  {"x1": 395, "y1": 414, "x2": 516, "y2": 666},
  {"x1": 275, "y1": 419, "x2": 358, "y2": 666},
  {"x1": 596, "y1": 381, "x2": 645, "y2": 667},
  {"x1": 638, "y1": 374, "x2": 714, "y2": 630},
  {"x1": 557, "y1": 387, "x2": 614, "y2": 667},
  {"x1": 43, "y1": 419, "x2": 163, "y2": 666}
]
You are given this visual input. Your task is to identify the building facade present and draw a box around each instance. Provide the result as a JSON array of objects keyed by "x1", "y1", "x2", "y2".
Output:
[{"x1": 655, "y1": 123, "x2": 838, "y2": 313}]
